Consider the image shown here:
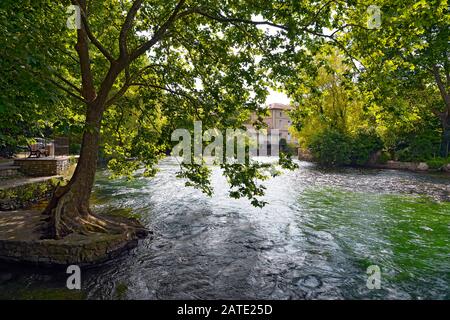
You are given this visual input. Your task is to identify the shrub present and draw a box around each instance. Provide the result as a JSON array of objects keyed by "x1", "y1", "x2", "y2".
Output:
[
  {"x1": 426, "y1": 157, "x2": 450, "y2": 170},
  {"x1": 69, "y1": 143, "x2": 81, "y2": 155},
  {"x1": 279, "y1": 138, "x2": 287, "y2": 153},
  {"x1": 350, "y1": 129, "x2": 384, "y2": 165},
  {"x1": 307, "y1": 128, "x2": 383, "y2": 166},
  {"x1": 308, "y1": 128, "x2": 352, "y2": 166},
  {"x1": 286, "y1": 143, "x2": 299, "y2": 156},
  {"x1": 378, "y1": 151, "x2": 391, "y2": 164},
  {"x1": 279, "y1": 139, "x2": 298, "y2": 156},
  {"x1": 396, "y1": 130, "x2": 441, "y2": 162}
]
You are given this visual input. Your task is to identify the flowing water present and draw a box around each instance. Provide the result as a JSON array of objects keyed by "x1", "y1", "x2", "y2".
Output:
[{"x1": 1, "y1": 158, "x2": 449, "y2": 299}]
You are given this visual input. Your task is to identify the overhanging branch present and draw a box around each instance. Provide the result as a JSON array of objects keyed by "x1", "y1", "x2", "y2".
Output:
[
  {"x1": 49, "y1": 78, "x2": 87, "y2": 103},
  {"x1": 53, "y1": 73, "x2": 82, "y2": 93},
  {"x1": 73, "y1": 0, "x2": 115, "y2": 63},
  {"x1": 129, "y1": 0, "x2": 187, "y2": 62},
  {"x1": 119, "y1": 0, "x2": 144, "y2": 59},
  {"x1": 177, "y1": 7, "x2": 289, "y2": 31}
]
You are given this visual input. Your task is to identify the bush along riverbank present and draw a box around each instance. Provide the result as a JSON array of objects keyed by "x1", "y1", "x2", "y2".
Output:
[{"x1": 297, "y1": 128, "x2": 450, "y2": 173}]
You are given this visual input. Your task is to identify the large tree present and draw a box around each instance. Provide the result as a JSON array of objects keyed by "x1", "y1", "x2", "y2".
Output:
[
  {"x1": 338, "y1": 0, "x2": 449, "y2": 156},
  {"x1": 3, "y1": 0, "x2": 369, "y2": 239}
]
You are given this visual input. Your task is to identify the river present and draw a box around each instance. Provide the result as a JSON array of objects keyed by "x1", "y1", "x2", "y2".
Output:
[{"x1": 0, "y1": 158, "x2": 449, "y2": 299}]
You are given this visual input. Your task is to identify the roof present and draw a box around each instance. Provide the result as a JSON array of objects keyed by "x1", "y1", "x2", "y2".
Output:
[{"x1": 268, "y1": 103, "x2": 292, "y2": 110}]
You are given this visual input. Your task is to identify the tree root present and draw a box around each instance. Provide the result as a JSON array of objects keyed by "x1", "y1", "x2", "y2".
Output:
[{"x1": 40, "y1": 187, "x2": 149, "y2": 240}]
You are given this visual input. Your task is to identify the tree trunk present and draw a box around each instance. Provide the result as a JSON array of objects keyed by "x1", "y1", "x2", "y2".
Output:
[
  {"x1": 440, "y1": 112, "x2": 450, "y2": 157},
  {"x1": 41, "y1": 102, "x2": 147, "y2": 240},
  {"x1": 39, "y1": 0, "x2": 148, "y2": 240},
  {"x1": 431, "y1": 66, "x2": 450, "y2": 157}
]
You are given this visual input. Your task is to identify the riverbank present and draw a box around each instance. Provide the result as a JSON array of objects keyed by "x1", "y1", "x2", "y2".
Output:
[
  {"x1": 0, "y1": 159, "x2": 149, "y2": 266},
  {"x1": 297, "y1": 149, "x2": 450, "y2": 174},
  {"x1": 367, "y1": 160, "x2": 450, "y2": 173}
]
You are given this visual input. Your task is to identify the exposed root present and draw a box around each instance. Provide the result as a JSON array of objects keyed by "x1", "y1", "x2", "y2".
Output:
[{"x1": 41, "y1": 187, "x2": 149, "y2": 240}]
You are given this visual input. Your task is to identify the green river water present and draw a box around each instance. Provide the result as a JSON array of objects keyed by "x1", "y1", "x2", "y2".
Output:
[{"x1": 0, "y1": 159, "x2": 449, "y2": 299}]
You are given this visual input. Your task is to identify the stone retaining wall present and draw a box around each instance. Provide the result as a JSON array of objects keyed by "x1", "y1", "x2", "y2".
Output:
[
  {"x1": 0, "y1": 166, "x2": 20, "y2": 178},
  {"x1": 14, "y1": 157, "x2": 70, "y2": 177},
  {"x1": 0, "y1": 234, "x2": 138, "y2": 266},
  {"x1": 370, "y1": 160, "x2": 430, "y2": 171}
]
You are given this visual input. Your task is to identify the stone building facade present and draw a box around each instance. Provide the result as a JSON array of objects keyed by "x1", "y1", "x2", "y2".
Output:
[{"x1": 247, "y1": 103, "x2": 296, "y2": 144}]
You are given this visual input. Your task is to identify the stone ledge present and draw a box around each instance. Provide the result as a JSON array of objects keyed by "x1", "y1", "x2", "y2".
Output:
[
  {"x1": 0, "y1": 166, "x2": 21, "y2": 178},
  {"x1": 0, "y1": 234, "x2": 139, "y2": 266},
  {"x1": 0, "y1": 210, "x2": 148, "y2": 266},
  {"x1": 368, "y1": 160, "x2": 430, "y2": 172}
]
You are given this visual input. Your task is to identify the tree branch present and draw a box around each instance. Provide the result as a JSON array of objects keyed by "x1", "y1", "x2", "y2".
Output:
[
  {"x1": 129, "y1": 0, "x2": 187, "y2": 62},
  {"x1": 431, "y1": 64, "x2": 450, "y2": 111},
  {"x1": 48, "y1": 78, "x2": 87, "y2": 103},
  {"x1": 72, "y1": 0, "x2": 96, "y2": 102},
  {"x1": 119, "y1": 0, "x2": 143, "y2": 59},
  {"x1": 105, "y1": 64, "x2": 161, "y2": 107},
  {"x1": 105, "y1": 82, "x2": 133, "y2": 107},
  {"x1": 305, "y1": 30, "x2": 364, "y2": 71},
  {"x1": 53, "y1": 73, "x2": 82, "y2": 93},
  {"x1": 132, "y1": 82, "x2": 202, "y2": 119},
  {"x1": 8, "y1": 53, "x2": 86, "y2": 103},
  {"x1": 74, "y1": 0, "x2": 115, "y2": 63},
  {"x1": 176, "y1": 5, "x2": 364, "y2": 71},
  {"x1": 177, "y1": 7, "x2": 289, "y2": 31}
]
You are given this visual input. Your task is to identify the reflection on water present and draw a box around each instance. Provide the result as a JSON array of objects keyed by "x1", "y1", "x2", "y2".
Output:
[{"x1": 1, "y1": 158, "x2": 449, "y2": 299}]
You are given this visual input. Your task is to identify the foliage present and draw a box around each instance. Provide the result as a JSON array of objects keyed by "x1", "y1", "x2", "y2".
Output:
[
  {"x1": 0, "y1": 178, "x2": 62, "y2": 210},
  {"x1": 3, "y1": 0, "x2": 340, "y2": 206},
  {"x1": 308, "y1": 128, "x2": 352, "y2": 166},
  {"x1": 69, "y1": 143, "x2": 81, "y2": 155},
  {"x1": 176, "y1": 162, "x2": 213, "y2": 196},
  {"x1": 378, "y1": 151, "x2": 391, "y2": 164},
  {"x1": 221, "y1": 160, "x2": 277, "y2": 208},
  {"x1": 2, "y1": 0, "x2": 448, "y2": 210},
  {"x1": 350, "y1": 129, "x2": 383, "y2": 165},
  {"x1": 396, "y1": 129, "x2": 442, "y2": 162},
  {"x1": 306, "y1": 127, "x2": 383, "y2": 167},
  {"x1": 426, "y1": 157, "x2": 450, "y2": 170},
  {"x1": 0, "y1": 1, "x2": 83, "y2": 156},
  {"x1": 290, "y1": 50, "x2": 383, "y2": 166},
  {"x1": 340, "y1": 0, "x2": 449, "y2": 156},
  {"x1": 278, "y1": 152, "x2": 299, "y2": 170},
  {"x1": 290, "y1": 49, "x2": 369, "y2": 147}
]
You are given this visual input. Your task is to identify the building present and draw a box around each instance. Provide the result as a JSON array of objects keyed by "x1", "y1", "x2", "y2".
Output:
[{"x1": 246, "y1": 103, "x2": 296, "y2": 144}]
